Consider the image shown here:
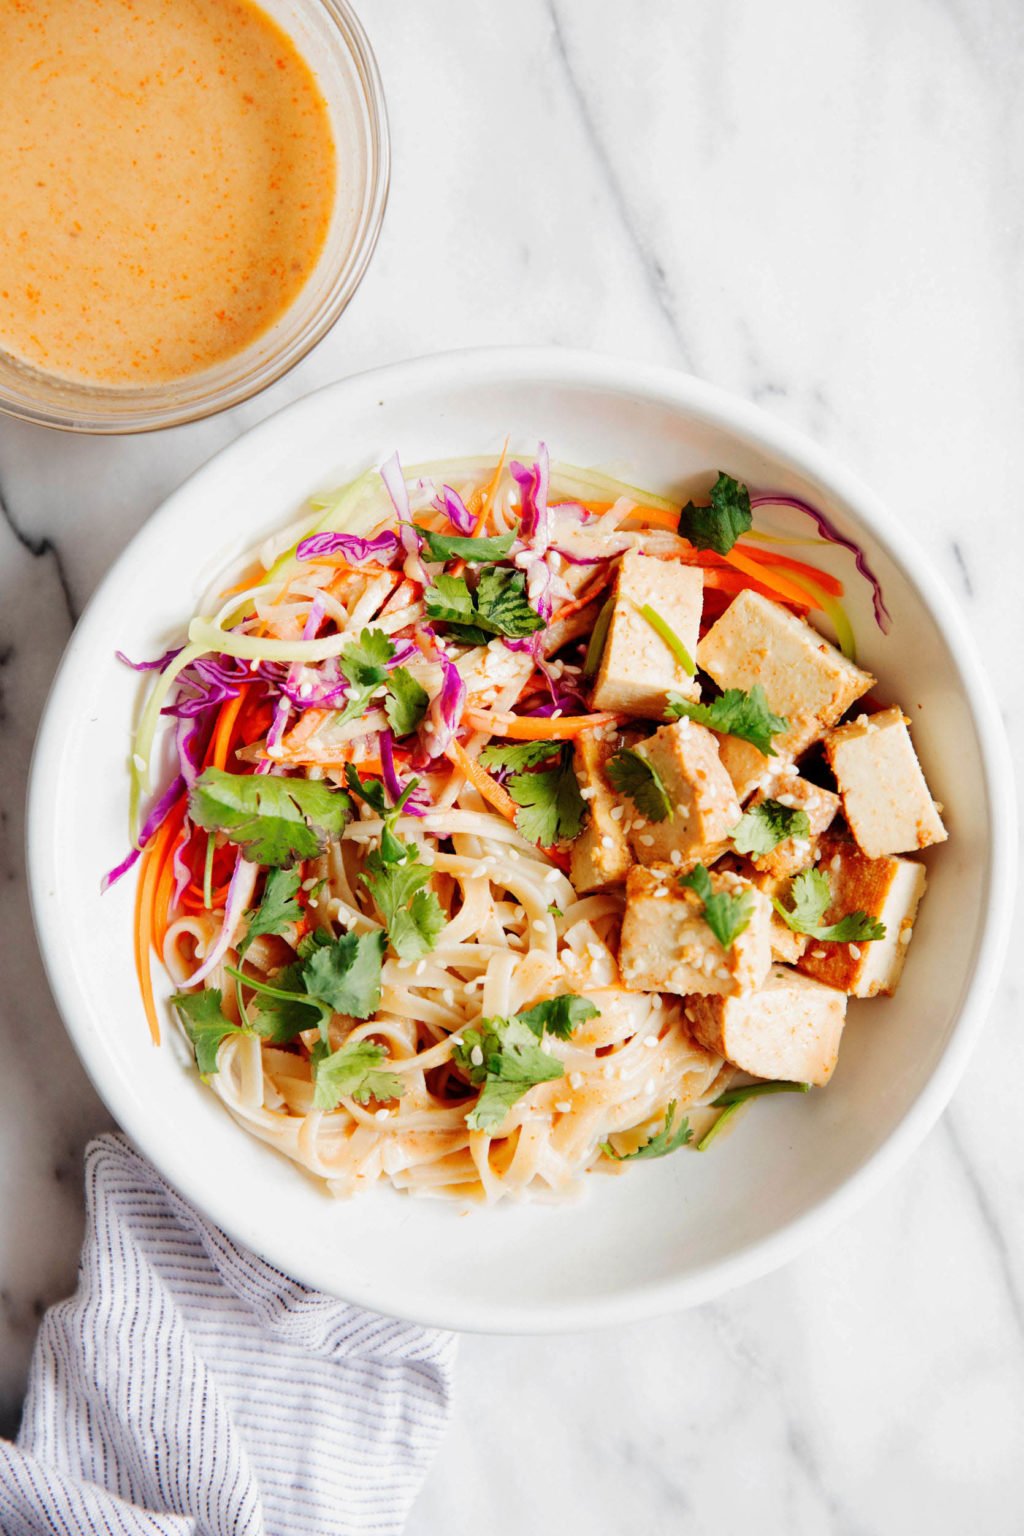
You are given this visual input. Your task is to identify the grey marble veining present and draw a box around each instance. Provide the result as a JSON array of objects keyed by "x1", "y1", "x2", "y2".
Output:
[{"x1": 1, "y1": 0, "x2": 1023, "y2": 1527}]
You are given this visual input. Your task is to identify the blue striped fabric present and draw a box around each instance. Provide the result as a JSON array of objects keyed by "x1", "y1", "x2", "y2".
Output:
[{"x1": 0, "y1": 1136, "x2": 456, "y2": 1535}]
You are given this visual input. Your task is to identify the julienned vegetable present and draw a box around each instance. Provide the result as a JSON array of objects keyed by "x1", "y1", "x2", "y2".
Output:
[{"x1": 110, "y1": 445, "x2": 943, "y2": 1208}]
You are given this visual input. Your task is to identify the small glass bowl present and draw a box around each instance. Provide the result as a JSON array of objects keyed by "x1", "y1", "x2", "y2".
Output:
[{"x1": 0, "y1": 0, "x2": 389, "y2": 435}]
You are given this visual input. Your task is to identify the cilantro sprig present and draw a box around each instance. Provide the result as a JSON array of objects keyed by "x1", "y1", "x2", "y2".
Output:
[
  {"x1": 606, "y1": 747, "x2": 673, "y2": 823},
  {"x1": 335, "y1": 628, "x2": 428, "y2": 735},
  {"x1": 679, "y1": 863, "x2": 755, "y2": 950},
  {"x1": 384, "y1": 668, "x2": 429, "y2": 736},
  {"x1": 677, "y1": 472, "x2": 752, "y2": 555},
  {"x1": 452, "y1": 994, "x2": 598, "y2": 1131},
  {"x1": 601, "y1": 1101, "x2": 693, "y2": 1161},
  {"x1": 506, "y1": 745, "x2": 585, "y2": 845},
  {"x1": 238, "y1": 867, "x2": 303, "y2": 958},
  {"x1": 731, "y1": 799, "x2": 811, "y2": 858},
  {"x1": 171, "y1": 987, "x2": 240, "y2": 1076},
  {"x1": 189, "y1": 768, "x2": 350, "y2": 868},
  {"x1": 345, "y1": 765, "x2": 446, "y2": 959},
  {"x1": 666, "y1": 684, "x2": 789, "y2": 758},
  {"x1": 420, "y1": 529, "x2": 515, "y2": 563},
  {"x1": 224, "y1": 928, "x2": 386, "y2": 1040},
  {"x1": 424, "y1": 568, "x2": 544, "y2": 645},
  {"x1": 479, "y1": 739, "x2": 564, "y2": 773},
  {"x1": 772, "y1": 868, "x2": 886, "y2": 943},
  {"x1": 311, "y1": 1038, "x2": 404, "y2": 1111}
]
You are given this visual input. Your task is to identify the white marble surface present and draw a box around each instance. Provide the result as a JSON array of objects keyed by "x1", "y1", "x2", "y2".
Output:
[{"x1": 1, "y1": 0, "x2": 1022, "y2": 1527}]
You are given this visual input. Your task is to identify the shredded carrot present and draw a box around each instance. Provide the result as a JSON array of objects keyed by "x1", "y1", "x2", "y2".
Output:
[
  {"x1": 722, "y1": 546, "x2": 821, "y2": 609},
  {"x1": 444, "y1": 739, "x2": 520, "y2": 824},
  {"x1": 152, "y1": 827, "x2": 185, "y2": 951},
  {"x1": 733, "y1": 542, "x2": 843, "y2": 595},
  {"x1": 208, "y1": 689, "x2": 249, "y2": 771},
  {"x1": 217, "y1": 567, "x2": 263, "y2": 600},
  {"x1": 279, "y1": 707, "x2": 332, "y2": 754},
  {"x1": 549, "y1": 567, "x2": 615, "y2": 629},
  {"x1": 133, "y1": 795, "x2": 187, "y2": 1046},
  {"x1": 473, "y1": 439, "x2": 509, "y2": 536},
  {"x1": 463, "y1": 708, "x2": 622, "y2": 739}
]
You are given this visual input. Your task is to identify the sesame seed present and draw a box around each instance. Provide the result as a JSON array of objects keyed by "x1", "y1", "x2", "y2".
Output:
[
  {"x1": 132, "y1": 753, "x2": 146, "y2": 772},
  {"x1": 532, "y1": 919, "x2": 547, "y2": 934},
  {"x1": 643, "y1": 1035, "x2": 658, "y2": 1049},
  {"x1": 669, "y1": 850, "x2": 683, "y2": 867},
  {"x1": 716, "y1": 965, "x2": 730, "y2": 979},
  {"x1": 849, "y1": 944, "x2": 861, "y2": 959},
  {"x1": 470, "y1": 1045, "x2": 484, "y2": 1067},
  {"x1": 579, "y1": 786, "x2": 596, "y2": 801},
  {"x1": 633, "y1": 816, "x2": 648, "y2": 830},
  {"x1": 248, "y1": 658, "x2": 261, "y2": 672},
  {"x1": 508, "y1": 849, "x2": 520, "y2": 861},
  {"x1": 545, "y1": 868, "x2": 561, "y2": 883},
  {"x1": 812, "y1": 948, "x2": 827, "y2": 959},
  {"x1": 301, "y1": 877, "x2": 317, "y2": 891},
  {"x1": 556, "y1": 1100, "x2": 572, "y2": 1113},
  {"x1": 899, "y1": 927, "x2": 913, "y2": 945},
  {"x1": 776, "y1": 794, "x2": 796, "y2": 809},
  {"x1": 610, "y1": 806, "x2": 624, "y2": 821},
  {"x1": 587, "y1": 942, "x2": 603, "y2": 960},
  {"x1": 601, "y1": 835, "x2": 614, "y2": 849},
  {"x1": 830, "y1": 855, "x2": 842, "y2": 873},
  {"x1": 639, "y1": 834, "x2": 655, "y2": 847},
  {"x1": 513, "y1": 906, "x2": 526, "y2": 921},
  {"x1": 569, "y1": 1072, "x2": 584, "y2": 1090},
  {"x1": 653, "y1": 887, "x2": 668, "y2": 899},
  {"x1": 415, "y1": 960, "x2": 427, "y2": 976},
  {"x1": 443, "y1": 988, "x2": 455, "y2": 1006},
  {"x1": 375, "y1": 1107, "x2": 390, "y2": 1122}
]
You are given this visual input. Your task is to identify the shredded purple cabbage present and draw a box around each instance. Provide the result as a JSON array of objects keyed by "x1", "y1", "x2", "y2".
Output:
[
  {"x1": 380, "y1": 451, "x2": 429, "y2": 585},
  {"x1": 101, "y1": 770, "x2": 184, "y2": 892},
  {"x1": 510, "y1": 443, "x2": 550, "y2": 544},
  {"x1": 750, "y1": 493, "x2": 891, "y2": 633},
  {"x1": 296, "y1": 529, "x2": 401, "y2": 564},
  {"x1": 551, "y1": 547, "x2": 608, "y2": 567},
  {"x1": 430, "y1": 652, "x2": 466, "y2": 758},
  {"x1": 379, "y1": 729, "x2": 429, "y2": 816},
  {"x1": 437, "y1": 485, "x2": 477, "y2": 536},
  {"x1": 115, "y1": 645, "x2": 184, "y2": 673}
]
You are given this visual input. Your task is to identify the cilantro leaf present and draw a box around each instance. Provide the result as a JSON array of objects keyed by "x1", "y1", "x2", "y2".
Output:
[
  {"x1": 189, "y1": 768, "x2": 350, "y2": 868},
  {"x1": 384, "y1": 667, "x2": 429, "y2": 736},
  {"x1": 244, "y1": 960, "x2": 319, "y2": 1043},
  {"x1": 171, "y1": 988, "x2": 241, "y2": 1076},
  {"x1": 601, "y1": 1101, "x2": 693, "y2": 1161},
  {"x1": 666, "y1": 684, "x2": 789, "y2": 757},
  {"x1": 731, "y1": 799, "x2": 811, "y2": 858},
  {"x1": 452, "y1": 1017, "x2": 564, "y2": 1132},
  {"x1": 424, "y1": 568, "x2": 544, "y2": 645},
  {"x1": 516, "y1": 994, "x2": 599, "y2": 1041},
  {"x1": 343, "y1": 763, "x2": 389, "y2": 817},
  {"x1": 679, "y1": 862, "x2": 755, "y2": 950},
  {"x1": 606, "y1": 747, "x2": 673, "y2": 823},
  {"x1": 238, "y1": 867, "x2": 303, "y2": 958},
  {"x1": 474, "y1": 566, "x2": 545, "y2": 638},
  {"x1": 507, "y1": 747, "x2": 585, "y2": 845},
  {"x1": 772, "y1": 867, "x2": 886, "y2": 943},
  {"x1": 420, "y1": 529, "x2": 515, "y2": 563},
  {"x1": 302, "y1": 929, "x2": 386, "y2": 1019},
  {"x1": 336, "y1": 627, "x2": 396, "y2": 726},
  {"x1": 678, "y1": 472, "x2": 752, "y2": 555},
  {"x1": 311, "y1": 1038, "x2": 404, "y2": 1110},
  {"x1": 362, "y1": 842, "x2": 445, "y2": 961},
  {"x1": 479, "y1": 739, "x2": 564, "y2": 773}
]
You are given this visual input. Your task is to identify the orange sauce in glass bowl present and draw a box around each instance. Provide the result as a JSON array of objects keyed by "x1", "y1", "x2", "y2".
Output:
[{"x1": 0, "y1": 0, "x2": 337, "y2": 386}]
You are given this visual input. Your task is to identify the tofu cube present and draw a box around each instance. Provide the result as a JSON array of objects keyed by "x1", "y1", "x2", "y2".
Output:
[
  {"x1": 619, "y1": 863, "x2": 772, "y2": 997},
  {"x1": 696, "y1": 590, "x2": 874, "y2": 798},
  {"x1": 796, "y1": 834, "x2": 927, "y2": 997},
  {"x1": 741, "y1": 770, "x2": 840, "y2": 879},
  {"x1": 687, "y1": 965, "x2": 848, "y2": 1086},
  {"x1": 625, "y1": 717, "x2": 742, "y2": 869},
  {"x1": 823, "y1": 707, "x2": 947, "y2": 858},
  {"x1": 591, "y1": 550, "x2": 703, "y2": 714},
  {"x1": 570, "y1": 728, "x2": 634, "y2": 893}
]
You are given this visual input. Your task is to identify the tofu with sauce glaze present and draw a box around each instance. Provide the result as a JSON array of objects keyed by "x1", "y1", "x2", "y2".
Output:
[
  {"x1": 591, "y1": 550, "x2": 703, "y2": 715},
  {"x1": 625, "y1": 716, "x2": 741, "y2": 870},
  {"x1": 696, "y1": 590, "x2": 874, "y2": 799},
  {"x1": 741, "y1": 770, "x2": 840, "y2": 879},
  {"x1": 823, "y1": 707, "x2": 947, "y2": 858},
  {"x1": 686, "y1": 965, "x2": 848, "y2": 1086},
  {"x1": 796, "y1": 833, "x2": 927, "y2": 997},
  {"x1": 619, "y1": 863, "x2": 771, "y2": 997},
  {"x1": 570, "y1": 728, "x2": 634, "y2": 892}
]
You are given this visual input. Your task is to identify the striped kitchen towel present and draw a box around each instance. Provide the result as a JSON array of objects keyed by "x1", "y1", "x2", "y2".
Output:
[{"x1": 0, "y1": 1134, "x2": 457, "y2": 1536}]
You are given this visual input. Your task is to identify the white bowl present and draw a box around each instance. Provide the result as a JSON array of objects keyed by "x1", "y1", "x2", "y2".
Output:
[{"x1": 27, "y1": 348, "x2": 1015, "y2": 1332}]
